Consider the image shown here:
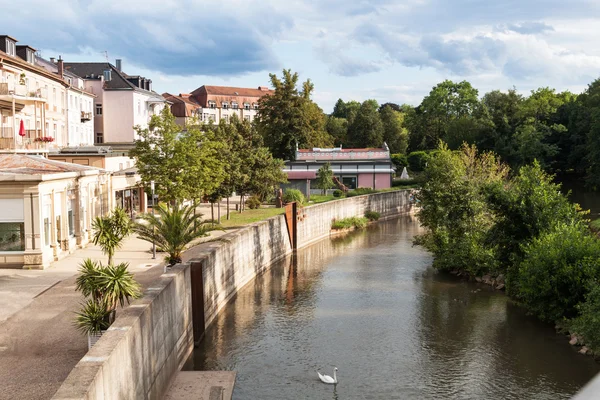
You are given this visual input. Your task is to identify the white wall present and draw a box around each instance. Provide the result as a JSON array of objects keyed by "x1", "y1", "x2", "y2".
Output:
[{"x1": 104, "y1": 91, "x2": 134, "y2": 143}]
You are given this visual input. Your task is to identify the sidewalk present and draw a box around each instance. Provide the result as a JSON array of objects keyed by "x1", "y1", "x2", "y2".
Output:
[{"x1": 0, "y1": 225, "x2": 231, "y2": 400}]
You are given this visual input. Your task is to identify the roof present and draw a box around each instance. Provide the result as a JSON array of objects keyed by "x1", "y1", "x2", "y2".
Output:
[
  {"x1": 295, "y1": 146, "x2": 391, "y2": 161},
  {"x1": 0, "y1": 154, "x2": 103, "y2": 178},
  {"x1": 194, "y1": 85, "x2": 273, "y2": 97},
  {"x1": 0, "y1": 49, "x2": 68, "y2": 87},
  {"x1": 162, "y1": 92, "x2": 200, "y2": 107},
  {"x1": 35, "y1": 57, "x2": 95, "y2": 96}
]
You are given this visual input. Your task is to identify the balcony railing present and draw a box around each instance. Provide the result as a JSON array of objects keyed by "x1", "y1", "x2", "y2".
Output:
[
  {"x1": 0, "y1": 127, "x2": 14, "y2": 149},
  {"x1": 0, "y1": 128, "x2": 46, "y2": 150},
  {"x1": 0, "y1": 82, "x2": 47, "y2": 99},
  {"x1": 81, "y1": 111, "x2": 92, "y2": 122}
]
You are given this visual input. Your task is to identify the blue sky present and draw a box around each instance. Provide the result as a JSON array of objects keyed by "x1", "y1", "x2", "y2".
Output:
[{"x1": 4, "y1": 0, "x2": 600, "y2": 112}]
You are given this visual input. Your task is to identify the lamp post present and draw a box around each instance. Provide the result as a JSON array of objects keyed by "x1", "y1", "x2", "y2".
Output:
[{"x1": 151, "y1": 180, "x2": 156, "y2": 259}]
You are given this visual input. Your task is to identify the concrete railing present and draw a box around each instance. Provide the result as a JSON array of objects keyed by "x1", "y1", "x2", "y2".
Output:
[
  {"x1": 52, "y1": 190, "x2": 415, "y2": 399},
  {"x1": 572, "y1": 374, "x2": 600, "y2": 399}
]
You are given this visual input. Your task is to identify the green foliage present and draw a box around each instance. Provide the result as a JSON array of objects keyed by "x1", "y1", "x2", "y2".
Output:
[
  {"x1": 134, "y1": 203, "x2": 217, "y2": 265},
  {"x1": 130, "y1": 107, "x2": 226, "y2": 203},
  {"x1": 392, "y1": 179, "x2": 419, "y2": 187},
  {"x1": 325, "y1": 116, "x2": 348, "y2": 145},
  {"x1": 415, "y1": 143, "x2": 508, "y2": 275},
  {"x1": 74, "y1": 299, "x2": 111, "y2": 335},
  {"x1": 92, "y1": 208, "x2": 132, "y2": 265},
  {"x1": 364, "y1": 211, "x2": 380, "y2": 221},
  {"x1": 391, "y1": 153, "x2": 408, "y2": 170},
  {"x1": 333, "y1": 189, "x2": 343, "y2": 198},
  {"x1": 245, "y1": 195, "x2": 262, "y2": 210},
  {"x1": 407, "y1": 151, "x2": 429, "y2": 172},
  {"x1": 513, "y1": 222, "x2": 600, "y2": 321},
  {"x1": 257, "y1": 69, "x2": 332, "y2": 160},
  {"x1": 572, "y1": 284, "x2": 600, "y2": 351},
  {"x1": 347, "y1": 99, "x2": 384, "y2": 148},
  {"x1": 316, "y1": 162, "x2": 335, "y2": 195},
  {"x1": 346, "y1": 187, "x2": 377, "y2": 197},
  {"x1": 282, "y1": 189, "x2": 306, "y2": 205},
  {"x1": 380, "y1": 105, "x2": 409, "y2": 154},
  {"x1": 331, "y1": 217, "x2": 369, "y2": 230}
]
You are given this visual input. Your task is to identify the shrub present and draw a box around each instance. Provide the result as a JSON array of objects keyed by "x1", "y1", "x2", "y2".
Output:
[
  {"x1": 245, "y1": 195, "x2": 261, "y2": 209},
  {"x1": 283, "y1": 189, "x2": 306, "y2": 204},
  {"x1": 365, "y1": 211, "x2": 380, "y2": 221},
  {"x1": 392, "y1": 179, "x2": 419, "y2": 187},
  {"x1": 331, "y1": 217, "x2": 368, "y2": 230},
  {"x1": 333, "y1": 189, "x2": 343, "y2": 198},
  {"x1": 407, "y1": 151, "x2": 430, "y2": 172},
  {"x1": 572, "y1": 284, "x2": 600, "y2": 352},
  {"x1": 391, "y1": 153, "x2": 408, "y2": 170},
  {"x1": 512, "y1": 222, "x2": 600, "y2": 322},
  {"x1": 346, "y1": 187, "x2": 377, "y2": 197}
]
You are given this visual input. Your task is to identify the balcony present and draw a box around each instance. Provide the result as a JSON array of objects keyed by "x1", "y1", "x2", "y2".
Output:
[
  {"x1": 0, "y1": 83, "x2": 47, "y2": 101},
  {"x1": 81, "y1": 111, "x2": 92, "y2": 122},
  {"x1": 0, "y1": 127, "x2": 45, "y2": 150}
]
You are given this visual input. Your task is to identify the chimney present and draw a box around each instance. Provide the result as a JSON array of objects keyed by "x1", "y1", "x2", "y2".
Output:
[
  {"x1": 57, "y1": 56, "x2": 64, "y2": 79},
  {"x1": 115, "y1": 59, "x2": 122, "y2": 72},
  {"x1": 50, "y1": 57, "x2": 56, "y2": 63}
]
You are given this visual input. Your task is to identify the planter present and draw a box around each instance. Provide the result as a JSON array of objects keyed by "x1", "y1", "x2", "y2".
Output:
[{"x1": 87, "y1": 330, "x2": 107, "y2": 349}]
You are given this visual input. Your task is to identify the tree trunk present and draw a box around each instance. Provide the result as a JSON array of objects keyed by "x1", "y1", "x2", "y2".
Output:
[{"x1": 227, "y1": 197, "x2": 230, "y2": 220}]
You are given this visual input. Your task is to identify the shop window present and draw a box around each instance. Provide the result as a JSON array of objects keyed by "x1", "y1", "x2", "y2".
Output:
[
  {"x1": 342, "y1": 176, "x2": 357, "y2": 189},
  {"x1": 67, "y1": 190, "x2": 76, "y2": 237},
  {"x1": 0, "y1": 223, "x2": 25, "y2": 251}
]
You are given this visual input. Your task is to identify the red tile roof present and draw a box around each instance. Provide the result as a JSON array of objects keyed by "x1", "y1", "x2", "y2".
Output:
[
  {"x1": 199, "y1": 85, "x2": 273, "y2": 97},
  {"x1": 0, "y1": 154, "x2": 100, "y2": 175}
]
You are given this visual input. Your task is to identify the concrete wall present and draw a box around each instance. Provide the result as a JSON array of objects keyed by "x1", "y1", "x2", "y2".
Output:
[
  {"x1": 52, "y1": 264, "x2": 193, "y2": 400},
  {"x1": 52, "y1": 190, "x2": 414, "y2": 399}
]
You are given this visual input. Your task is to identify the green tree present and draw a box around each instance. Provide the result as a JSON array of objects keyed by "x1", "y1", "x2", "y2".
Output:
[
  {"x1": 325, "y1": 116, "x2": 348, "y2": 145},
  {"x1": 130, "y1": 107, "x2": 226, "y2": 203},
  {"x1": 257, "y1": 69, "x2": 332, "y2": 160},
  {"x1": 316, "y1": 162, "x2": 335, "y2": 195},
  {"x1": 92, "y1": 208, "x2": 132, "y2": 265},
  {"x1": 134, "y1": 203, "x2": 216, "y2": 265},
  {"x1": 380, "y1": 105, "x2": 409, "y2": 154},
  {"x1": 347, "y1": 100, "x2": 384, "y2": 148}
]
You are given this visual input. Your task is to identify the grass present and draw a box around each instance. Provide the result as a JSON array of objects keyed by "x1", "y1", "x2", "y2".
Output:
[
  {"x1": 331, "y1": 216, "x2": 369, "y2": 230},
  {"x1": 309, "y1": 194, "x2": 336, "y2": 204},
  {"x1": 218, "y1": 207, "x2": 285, "y2": 229}
]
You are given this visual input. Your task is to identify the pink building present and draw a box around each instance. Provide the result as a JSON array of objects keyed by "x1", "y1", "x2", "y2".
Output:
[{"x1": 283, "y1": 144, "x2": 394, "y2": 196}]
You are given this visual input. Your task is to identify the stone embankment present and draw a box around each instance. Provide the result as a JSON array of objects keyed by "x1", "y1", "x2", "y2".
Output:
[{"x1": 52, "y1": 190, "x2": 415, "y2": 400}]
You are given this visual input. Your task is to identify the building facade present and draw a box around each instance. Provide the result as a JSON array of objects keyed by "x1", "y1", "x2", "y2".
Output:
[
  {"x1": 283, "y1": 145, "x2": 394, "y2": 197},
  {"x1": 164, "y1": 85, "x2": 272, "y2": 127},
  {"x1": 63, "y1": 60, "x2": 168, "y2": 146}
]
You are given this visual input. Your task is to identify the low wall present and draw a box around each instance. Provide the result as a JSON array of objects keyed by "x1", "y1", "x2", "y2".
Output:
[
  {"x1": 52, "y1": 265, "x2": 193, "y2": 400},
  {"x1": 52, "y1": 190, "x2": 415, "y2": 399}
]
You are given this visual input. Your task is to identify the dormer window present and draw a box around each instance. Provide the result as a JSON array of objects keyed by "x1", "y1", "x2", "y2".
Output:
[
  {"x1": 244, "y1": 103, "x2": 250, "y2": 110},
  {"x1": 208, "y1": 100, "x2": 216, "y2": 109},
  {"x1": 231, "y1": 101, "x2": 238, "y2": 109},
  {"x1": 5, "y1": 39, "x2": 16, "y2": 56},
  {"x1": 222, "y1": 102, "x2": 229, "y2": 109},
  {"x1": 253, "y1": 103, "x2": 259, "y2": 110}
]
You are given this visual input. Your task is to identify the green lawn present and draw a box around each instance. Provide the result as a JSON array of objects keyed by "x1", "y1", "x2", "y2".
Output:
[
  {"x1": 308, "y1": 194, "x2": 337, "y2": 204},
  {"x1": 218, "y1": 207, "x2": 285, "y2": 229}
]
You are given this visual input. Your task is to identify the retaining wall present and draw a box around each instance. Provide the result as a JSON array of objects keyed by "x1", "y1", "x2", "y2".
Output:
[{"x1": 52, "y1": 190, "x2": 414, "y2": 399}]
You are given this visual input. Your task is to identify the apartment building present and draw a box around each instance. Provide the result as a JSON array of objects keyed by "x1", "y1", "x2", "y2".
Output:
[
  {"x1": 164, "y1": 85, "x2": 272, "y2": 127},
  {"x1": 64, "y1": 60, "x2": 168, "y2": 146},
  {"x1": 0, "y1": 35, "x2": 68, "y2": 151}
]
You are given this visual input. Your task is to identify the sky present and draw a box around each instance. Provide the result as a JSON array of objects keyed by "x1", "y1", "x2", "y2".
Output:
[{"x1": 4, "y1": 0, "x2": 600, "y2": 112}]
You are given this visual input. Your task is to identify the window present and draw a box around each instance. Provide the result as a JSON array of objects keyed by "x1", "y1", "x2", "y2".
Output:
[
  {"x1": 95, "y1": 132, "x2": 103, "y2": 144},
  {"x1": 244, "y1": 103, "x2": 250, "y2": 110},
  {"x1": 0, "y1": 223, "x2": 25, "y2": 251},
  {"x1": 253, "y1": 103, "x2": 259, "y2": 110},
  {"x1": 222, "y1": 102, "x2": 229, "y2": 109},
  {"x1": 67, "y1": 190, "x2": 76, "y2": 237},
  {"x1": 231, "y1": 101, "x2": 238, "y2": 109},
  {"x1": 244, "y1": 115, "x2": 251, "y2": 122},
  {"x1": 138, "y1": 100, "x2": 141, "y2": 115},
  {"x1": 6, "y1": 39, "x2": 15, "y2": 56},
  {"x1": 95, "y1": 103, "x2": 102, "y2": 115},
  {"x1": 223, "y1": 115, "x2": 229, "y2": 123},
  {"x1": 43, "y1": 195, "x2": 51, "y2": 247},
  {"x1": 342, "y1": 176, "x2": 357, "y2": 190},
  {"x1": 208, "y1": 101, "x2": 216, "y2": 109}
]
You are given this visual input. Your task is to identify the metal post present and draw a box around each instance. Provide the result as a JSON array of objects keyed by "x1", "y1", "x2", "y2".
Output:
[{"x1": 151, "y1": 181, "x2": 156, "y2": 259}]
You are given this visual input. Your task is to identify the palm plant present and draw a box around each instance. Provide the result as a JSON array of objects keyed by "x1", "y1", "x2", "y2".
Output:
[
  {"x1": 134, "y1": 203, "x2": 217, "y2": 265},
  {"x1": 75, "y1": 298, "x2": 111, "y2": 335},
  {"x1": 92, "y1": 208, "x2": 132, "y2": 265}
]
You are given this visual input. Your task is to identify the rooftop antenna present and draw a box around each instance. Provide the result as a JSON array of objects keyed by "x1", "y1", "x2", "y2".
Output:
[{"x1": 100, "y1": 51, "x2": 108, "y2": 62}]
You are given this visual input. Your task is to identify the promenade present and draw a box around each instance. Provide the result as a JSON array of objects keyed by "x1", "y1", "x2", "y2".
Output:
[{"x1": 0, "y1": 204, "x2": 232, "y2": 400}]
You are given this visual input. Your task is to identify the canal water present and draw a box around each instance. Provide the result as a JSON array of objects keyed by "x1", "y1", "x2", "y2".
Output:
[{"x1": 185, "y1": 217, "x2": 600, "y2": 399}]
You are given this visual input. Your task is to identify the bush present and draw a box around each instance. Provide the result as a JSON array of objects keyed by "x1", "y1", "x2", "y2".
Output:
[
  {"x1": 365, "y1": 210, "x2": 380, "y2": 221},
  {"x1": 407, "y1": 151, "x2": 430, "y2": 172},
  {"x1": 245, "y1": 195, "x2": 261, "y2": 209},
  {"x1": 331, "y1": 217, "x2": 368, "y2": 230},
  {"x1": 333, "y1": 189, "x2": 343, "y2": 198},
  {"x1": 572, "y1": 284, "x2": 600, "y2": 352},
  {"x1": 392, "y1": 179, "x2": 419, "y2": 187},
  {"x1": 391, "y1": 153, "x2": 408, "y2": 170},
  {"x1": 346, "y1": 187, "x2": 377, "y2": 197},
  {"x1": 283, "y1": 189, "x2": 305, "y2": 204},
  {"x1": 512, "y1": 222, "x2": 600, "y2": 322}
]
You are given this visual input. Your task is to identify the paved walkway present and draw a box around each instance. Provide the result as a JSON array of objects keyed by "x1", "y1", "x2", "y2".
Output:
[{"x1": 0, "y1": 202, "x2": 234, "y2": 400}]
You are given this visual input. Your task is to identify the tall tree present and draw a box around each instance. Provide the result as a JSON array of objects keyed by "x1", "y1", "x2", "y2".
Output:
[
  {"x1": 347, "y1": 100, "x2": 384, "y2": 148},
  {"x1": 257, "y1": 69, "x2": 332, "y2": 160},
  {"x1": 380, "y1": 105, "x2": 409, "y2": 154},
  {"x1": 130, "y1": 107, "x2": 226, "y2": 203},
  {"x1": 316, "y1": 162, "x2": 335, "y2": 195},
  {"x1": 325, "y1": 116, "x2": 348, "y2": 146}
]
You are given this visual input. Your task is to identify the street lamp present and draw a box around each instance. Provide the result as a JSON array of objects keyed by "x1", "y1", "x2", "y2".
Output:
[{"x1": 151, "y1": 180, "x2": 156, "y2": 259}]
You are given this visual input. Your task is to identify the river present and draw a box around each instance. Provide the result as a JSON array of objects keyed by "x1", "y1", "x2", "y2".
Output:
[{"x1": 185, "y1": 217, "x2": 600, "y2": 399}]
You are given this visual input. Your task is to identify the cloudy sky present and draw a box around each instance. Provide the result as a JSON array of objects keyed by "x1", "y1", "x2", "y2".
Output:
[{"x1": 4, "y1": 0, "x2": 600, "y2": 111}]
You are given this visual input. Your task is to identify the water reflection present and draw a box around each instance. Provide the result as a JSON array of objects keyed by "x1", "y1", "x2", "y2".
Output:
[{"x1": 186, "y1": 217, "x2": 599, "y2": 399}]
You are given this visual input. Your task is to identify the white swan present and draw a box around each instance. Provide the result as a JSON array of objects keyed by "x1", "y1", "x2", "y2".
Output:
[{"x1": 317, "y1": 367, "x2": 338, "y2": 384}]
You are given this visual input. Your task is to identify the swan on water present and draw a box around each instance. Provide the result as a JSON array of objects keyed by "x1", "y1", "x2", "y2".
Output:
[{"x1": 317, "y1": 367, "x2": 338, "y2": 384}]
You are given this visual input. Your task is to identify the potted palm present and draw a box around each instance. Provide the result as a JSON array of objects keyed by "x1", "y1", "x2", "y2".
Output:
[
  {"x1": 75, "y1": 258, "x2": 141, "y2": 349},
  {"x1": 134, "y1": 203, "x2": 217, "y2": 266},
  {"x1": 92, "y1": 208, "x2": 132, "y2": 265}
]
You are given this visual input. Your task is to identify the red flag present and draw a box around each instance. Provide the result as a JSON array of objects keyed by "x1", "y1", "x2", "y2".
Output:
[{"x1": 18, "y1": 120, "x2": 25, "y2": 137}]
